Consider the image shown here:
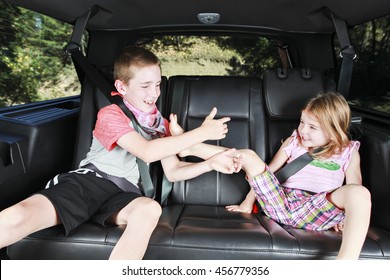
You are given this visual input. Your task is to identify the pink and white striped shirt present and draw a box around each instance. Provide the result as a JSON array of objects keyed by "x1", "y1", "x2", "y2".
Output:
[{"x1": 282, "y1": 131, "x2": 360, "y2": 193}]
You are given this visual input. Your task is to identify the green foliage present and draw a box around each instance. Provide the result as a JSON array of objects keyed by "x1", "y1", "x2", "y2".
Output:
[
  {"x1": 214, "y1": 36, "x2": 280, "y2": 77},
  {"x1": 349, "y1": 16, "x2": 390, "y2": 98},
  {"x1": 145, "y1": 35, "x2": 280, "y2": 77},
  {"x1": 0, "y1": 1, "x2": 73, "y2": 106}
]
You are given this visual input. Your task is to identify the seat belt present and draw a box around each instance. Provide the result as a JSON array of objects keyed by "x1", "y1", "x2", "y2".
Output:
[
  {"x1": 274, "y1": 147, "x2": 323, "y2": 183},
  {"x1": 331, "y1": 13, "x2": 356, "y2": 99},
  {"x1": 66, "y1": 7, "x2": 156, "y2": 198},
  {"x1": 274, "y1": 152, "x2": 314, "y2": 183}
]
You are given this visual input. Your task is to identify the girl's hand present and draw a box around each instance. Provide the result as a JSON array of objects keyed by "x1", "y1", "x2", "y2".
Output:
[{"x1": 333, "y1": 222, "x2": 344, "y2": 232}]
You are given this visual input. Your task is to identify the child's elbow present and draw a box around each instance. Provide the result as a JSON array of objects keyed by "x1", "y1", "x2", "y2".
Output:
[
  {"x1": 163, "y1": 172, "x2": 177, "y2": 183},
  {"x1": 163, "y1": 166, "x2": 181, "y2": 182},
  {"x1": 139, "y1": 150, "x2": 158, "y2": 163}
]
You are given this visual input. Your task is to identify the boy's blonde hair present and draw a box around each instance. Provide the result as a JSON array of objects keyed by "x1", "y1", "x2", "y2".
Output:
[
  {"x1": 301, "y1": 92, "x2": 351, "y2": 158},
  {"x1": 113, "y1": 46, "x2": 161, "y2": 84}
]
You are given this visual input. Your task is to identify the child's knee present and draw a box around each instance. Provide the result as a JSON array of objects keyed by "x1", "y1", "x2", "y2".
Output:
[
  {"x1": 134, "y1": 198, "x2": 162, "y2": 222},
  {"x1": 0, "y1": 204, "x2": 30, "y2": 228},
  {"x1": 348, "y1": 185, "x2": 371, "y2": 209}
]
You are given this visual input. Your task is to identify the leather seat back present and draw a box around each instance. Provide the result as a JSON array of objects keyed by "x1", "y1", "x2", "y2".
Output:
[
  {"x1": 263, "y1": 68, "x2": 336, "y2": 159},
  {"x1": 166, "y1": 76, "x2": 265, "y2": 206}
]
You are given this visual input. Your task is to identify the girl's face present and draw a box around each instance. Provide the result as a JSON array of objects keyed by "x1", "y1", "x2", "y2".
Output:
[
  {"x1": 298, "y1": 110, "x2": 332, "y2": 149},
  {"x1": 119, "y1": 64, "x2": 161, "y2": 113}
]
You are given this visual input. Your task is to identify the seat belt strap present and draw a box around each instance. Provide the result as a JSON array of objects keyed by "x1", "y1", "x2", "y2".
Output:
[
  {"x1": 119, "y1": 103, "x2": 156, "y2": 198},
  {"x1": 274, "y1": 146, "x2": 323, "y2": 183},
  {"x1": 331, "y1": 13, "x2": 356, "y2": 98},
  {"x1": 274, "y1": 152, "x2": 314, "y2": 183}
]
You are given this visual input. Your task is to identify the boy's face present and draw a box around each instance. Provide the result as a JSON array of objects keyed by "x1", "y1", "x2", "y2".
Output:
[
  {"x1": 121, "y1": 64, "x2": 162, "y2": 113},
  {"x1": 298, "y1": 110, "x2": 332, "y2": 149}
]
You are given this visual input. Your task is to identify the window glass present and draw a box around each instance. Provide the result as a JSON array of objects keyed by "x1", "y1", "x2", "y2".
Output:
[
  {"x1": 0, "y1": 1, "x2": 83, "y2": 107},
  {"x1": 140, "y1": 35, "x2": 282, "y2": 78},
  {"x1": 346, "y1": 15, "x2": 390, "y2": 115}
]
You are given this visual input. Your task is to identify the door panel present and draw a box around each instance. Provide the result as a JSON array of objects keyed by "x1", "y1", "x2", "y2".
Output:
[{"x1": 0, "y1": 97, "x2": 80, "y2": 210}]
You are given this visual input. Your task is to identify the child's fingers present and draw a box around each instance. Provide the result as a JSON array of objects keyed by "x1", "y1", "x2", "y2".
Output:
[{"x1": 205, "y1": 107, "x2": 217, "y2": 120}]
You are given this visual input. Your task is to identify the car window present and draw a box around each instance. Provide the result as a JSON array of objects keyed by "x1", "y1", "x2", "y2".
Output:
[
  {"x1": 345, "y1": 14, "x2": 390, "y2": 115},
  {"x1": 0, "y1": 2, "x2": 83, "y2": 108},
  {"x1": 140, "y1": 35, "x2": 283, "y2": 78}
]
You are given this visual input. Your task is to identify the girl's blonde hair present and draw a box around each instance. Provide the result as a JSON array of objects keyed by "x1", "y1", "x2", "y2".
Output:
[
  {"x1": 113, "y1": 46, "x2": 161, "y2": 84},
  {"x1": 301, "y1": 92, "x2": 351, "y2": 158}
]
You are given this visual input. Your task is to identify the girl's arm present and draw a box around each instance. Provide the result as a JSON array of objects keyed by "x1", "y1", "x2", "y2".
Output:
[
  {"x1": 117, "y1": 108, "x2": 230, "y2": 163},
  {"x1": 345, "y1": 148, "x2": 362, "y2": 185},
  {"x1": 268, "y1": 137, "x2": 291, "y2": 173}
]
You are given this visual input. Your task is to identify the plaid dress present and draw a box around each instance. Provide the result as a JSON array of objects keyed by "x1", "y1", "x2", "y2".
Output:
[{"x1": 247, "y1": 167, "x2": 345, "y2": 231}]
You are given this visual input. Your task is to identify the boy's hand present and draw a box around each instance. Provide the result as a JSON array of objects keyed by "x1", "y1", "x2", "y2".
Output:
[
  {"x1": 201, "y1": 107, "x2": 230, "y2": 140},
  {"x1": 169, "y1": 113, "x2": 184, "y2": 136},
  {"x1": 208, "y1": 148, "x2": 242, "y2": 174}
]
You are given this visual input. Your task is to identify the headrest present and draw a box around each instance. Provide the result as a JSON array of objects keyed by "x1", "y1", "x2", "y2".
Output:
[
  {"x1": 170, "y1": 76, "x2": 262, "y2": 119},
  {"x1": 263, "y1": 68, "x2": 336, "y2": 118}
]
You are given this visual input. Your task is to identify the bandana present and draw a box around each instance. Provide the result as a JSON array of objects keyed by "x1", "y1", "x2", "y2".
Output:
[{"x1": 111, "y1": 92, "x2": 167, "y2": 137}]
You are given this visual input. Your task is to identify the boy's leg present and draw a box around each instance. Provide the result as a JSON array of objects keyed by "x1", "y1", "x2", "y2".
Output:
[
  {"x1": 108, "y1": 196, "x2": 162, "y2": 260},
  {"x1": 328, "y1": 184, "x2": 371, "y2": 260},
  {"x1": 0, "y1": 194, "x2": 60, "y2": 249}
]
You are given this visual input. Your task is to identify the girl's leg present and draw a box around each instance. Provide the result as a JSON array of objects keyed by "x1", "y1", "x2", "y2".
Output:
[
  {"x1": 0, "y1": 194, "x2": 60, "y2": 249},
  {"x1": 328, "y1": 184, "x2": 371, "y2": 260},
  {"x1": 108, "y1": 197, "x2": 162, "y2": 260},
  {"x1": 225, "y1": 149, "x2": 266, "y2": 212}
]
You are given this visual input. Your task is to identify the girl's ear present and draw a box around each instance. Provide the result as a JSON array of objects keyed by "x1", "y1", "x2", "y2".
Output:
[{"x1": 114, "y1": 79, "x2": 127, "y2": 95}]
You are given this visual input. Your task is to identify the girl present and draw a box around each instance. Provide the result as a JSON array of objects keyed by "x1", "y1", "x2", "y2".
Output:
[
  {"x1": 0, "y1": 46, "x2": 239, "y2": 259},
  {"x1": 171, "y1": 92, "x2": 371, "y2": 260}
]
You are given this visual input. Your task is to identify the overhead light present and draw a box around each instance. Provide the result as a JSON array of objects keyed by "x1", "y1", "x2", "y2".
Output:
[{"x1": 197, "y1": 13, "x2": 220, "y2": 24}]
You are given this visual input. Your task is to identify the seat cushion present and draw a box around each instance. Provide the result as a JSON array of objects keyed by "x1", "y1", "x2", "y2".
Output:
[{"x1": 144, "y1": 205, "x2": 390, "y2": 260}]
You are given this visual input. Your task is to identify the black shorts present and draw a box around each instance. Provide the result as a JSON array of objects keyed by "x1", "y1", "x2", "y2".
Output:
[{"x1": 37, "y1": 171, "x2": 142, "y2": 235}]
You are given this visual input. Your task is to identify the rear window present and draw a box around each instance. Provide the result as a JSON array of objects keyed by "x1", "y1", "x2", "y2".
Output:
[
  {"x1": 140, "y1": 35, "x2": 283, "y2": 78},
  {"x1": 346, "y1": 14, "x2": 390, "y2": 115},
  {"x1": 0, "y1": 2, "x2": 83, "y2": 107}
]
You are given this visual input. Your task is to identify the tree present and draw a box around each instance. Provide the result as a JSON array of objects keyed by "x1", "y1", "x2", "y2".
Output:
[{"x1": 0, "y1": 0, "x2": 73, "y2": 107}]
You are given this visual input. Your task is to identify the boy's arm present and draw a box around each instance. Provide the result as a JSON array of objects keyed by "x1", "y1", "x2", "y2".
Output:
[
  {"x1": 168, "y1": 113, "x2": 227, "y2": 159},
  {"x1": 161, "y1": 148, "x2": 240, "y2": 182},
  {"x1": 117, "y1": 108, "x2": 230, "y2": 163}
]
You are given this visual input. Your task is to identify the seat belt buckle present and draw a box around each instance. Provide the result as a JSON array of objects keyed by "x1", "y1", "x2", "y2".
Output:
[
  {"x1": 66, "y1": 42, "x2": 81, "y2": 54},
  {"x1": 339, "y1": 45, "x2": 357, "y2": 59}
]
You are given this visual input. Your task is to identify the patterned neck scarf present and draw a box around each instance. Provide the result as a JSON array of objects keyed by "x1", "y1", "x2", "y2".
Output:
[{"x1": 122, "y1": 98, "x2": 167, "y2": 137}]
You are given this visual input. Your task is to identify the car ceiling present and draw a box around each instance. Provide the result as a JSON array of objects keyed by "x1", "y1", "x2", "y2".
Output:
[{"x1": 6, "y1": 0, "x2": 390, "y2": 33}]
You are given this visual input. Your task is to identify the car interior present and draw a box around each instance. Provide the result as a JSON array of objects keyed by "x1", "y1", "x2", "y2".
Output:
[{"x1": 1, "y1": 0, "x2": 390, "y2": 260}]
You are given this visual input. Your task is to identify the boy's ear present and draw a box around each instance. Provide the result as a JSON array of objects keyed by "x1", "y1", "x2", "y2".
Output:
[{"x1": 114, "y1": 79, "x2": 127, "y2": 95}]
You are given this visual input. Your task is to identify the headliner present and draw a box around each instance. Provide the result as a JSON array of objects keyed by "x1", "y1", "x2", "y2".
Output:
[{"x1": 6, "y1": 0, "x2": 390, "y2": 33}]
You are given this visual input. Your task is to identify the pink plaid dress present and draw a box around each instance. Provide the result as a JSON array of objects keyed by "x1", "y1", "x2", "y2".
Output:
[{"x1": 247, "y1": 167, "x2": 344, "y2": 231}]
